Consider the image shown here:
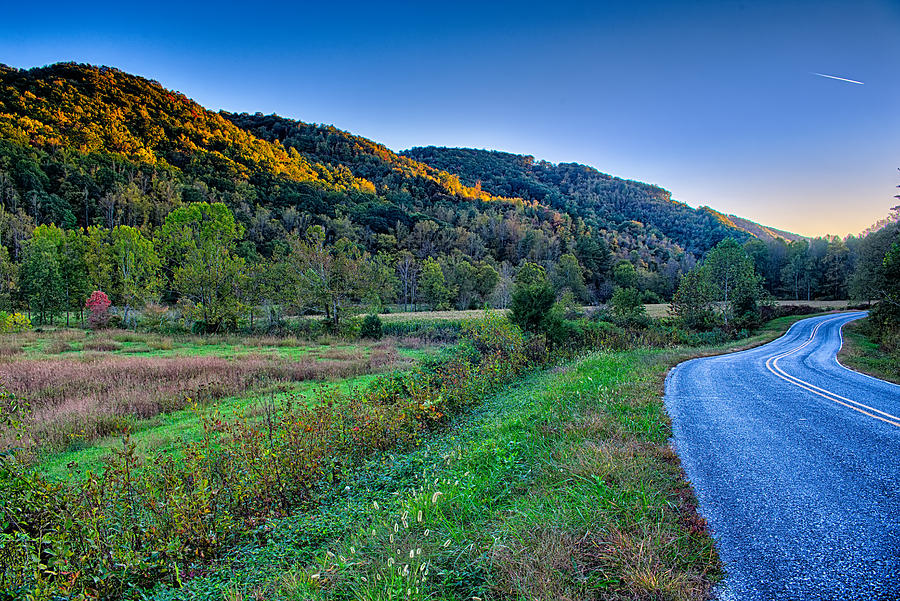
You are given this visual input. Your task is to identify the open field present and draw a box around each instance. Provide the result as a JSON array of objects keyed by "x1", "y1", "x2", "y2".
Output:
[
  {"x1": 0, "y1": 328, "x2": 436, "y2": 470},
  {"x1": 374, "y1": 300, "x2": 861, "y2": 322},
  {"x1": 644, "y1": 299, "x2": 862, "y2": 318},
  {"x1": 377, "y1": 309, "x2": 503, "y2": 323}
]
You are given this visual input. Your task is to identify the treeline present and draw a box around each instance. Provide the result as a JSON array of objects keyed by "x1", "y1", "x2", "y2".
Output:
[
  {"x1": 0, "y1": 201, "x2": 611, "y2": 331},
  {"x1": 743, "y1": 234, "x2": 860, "y2": 301},
  {"x1": 852, "y1": 204, "x2": 900, "y2": 351}
]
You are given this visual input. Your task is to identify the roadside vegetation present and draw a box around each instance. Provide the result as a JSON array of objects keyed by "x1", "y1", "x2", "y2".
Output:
[
  {"x1": 844, "y1": 210, "x2": 900, "y2": 383},
  {"x1": 838, "y1": 319, "x2": 900, "y2": 384}
]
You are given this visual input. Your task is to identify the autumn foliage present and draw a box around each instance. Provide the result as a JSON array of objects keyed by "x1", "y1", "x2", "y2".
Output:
[{"x1": 84, "y1": 290, "x2": 111, "y2": 328}]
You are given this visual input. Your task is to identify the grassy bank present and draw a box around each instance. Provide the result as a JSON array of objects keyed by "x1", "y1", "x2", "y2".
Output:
[
  {"x1": 144, "y1": 347, "x2": 720, "y2": 601},
  {"x1": 153, "y1": 317, "x2": 815, "y2": 600},
  {"x1": 838, "y1": 318, "x2": 900, "y2": 384}
]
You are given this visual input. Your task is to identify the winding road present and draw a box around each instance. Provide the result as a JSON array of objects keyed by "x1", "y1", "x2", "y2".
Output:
[{"x1": 665, "y1": 312, "x2": 900, "y2": 600}]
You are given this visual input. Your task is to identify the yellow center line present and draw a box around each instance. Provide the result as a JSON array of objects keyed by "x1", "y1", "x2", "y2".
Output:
[{"x1": 764, "y1": 315, "x2": 900, "y2": 428}]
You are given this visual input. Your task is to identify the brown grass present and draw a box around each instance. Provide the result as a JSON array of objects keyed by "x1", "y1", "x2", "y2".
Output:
[
  {"x1": 376, "y1": 309, "x2": 505, "y2": 323},
  {"x1": 0, "y1": 343, "x2": 23, "y2": 357},
  {"x1": 643, "y1": 299, "x2": 855, "y2": 318},
  {"x1": 46, "y1": 340, "x2": 74, "y2": 354},
  {"x1": 83, "y1": 338, "x2": 122, "y2": 352},
  {"x1": 0, "y1": 345, "x2": 406, "y2": 452}
]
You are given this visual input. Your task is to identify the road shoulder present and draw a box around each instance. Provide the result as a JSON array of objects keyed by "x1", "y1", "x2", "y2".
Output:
[{"x1": 837, "y1": 318, "x2": 900, "y2": 385}]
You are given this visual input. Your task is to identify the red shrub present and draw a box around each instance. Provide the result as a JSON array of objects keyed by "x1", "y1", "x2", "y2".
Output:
[{"x1": 85, "y1": 291, "x2": 112, "y2": 329}]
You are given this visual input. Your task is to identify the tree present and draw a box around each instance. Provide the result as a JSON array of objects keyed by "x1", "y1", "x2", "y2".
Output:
[
  {"x1": 84, "y1": 226, "x2": 114, "y2": 294},
  {"x1": 491, "y1": 262, "x2": 514, "y2": 309},
  {"x1": 396, "y1": 252, "x2": 419, "y2": 311},
  {"x1": 673, "y1": 239, "x2": 763, "y2": 329},
  {"x1": 475, "y1": 262, "x2": 500, "y2": 306},
  {"x1": 59, "y1": 229, "x2": 91, "y2": 326},
  {"x1": 284, "y1": 226, "x2": 370, "y2": 328},
  {"x1": 702, "y1": 239, "x2": 763, "y2": 326},
  {"x1": 850, "y1": 223, "x2": 899, "y2": 303},
  {"x1": 363, "y1": 252, "x2": 399, "y2": 311},
  {"x1": 160, "y1": 202, "x2": 246, "y2": 331},
  {"x1": 575, "y1": 235, "x2": 611, "y2": 285},
  {"x1": 19, "y1": 232, "x2": 64, "y2": 324},
  {"x1": 671, "y1": 268, "x2": 715, "y2": 330},
  {"x1": 509, "y1": 262, "x2": 556, "y2": 333},
  {"x1": 0, "y1": 245, "x2": 15, "y2": 311},
  {"x1": 609, "y1": 286, "x2": 647, "y2": 324},
  {"x1": 613, "y1": 260, "x2": 638, "y2": 289},
  {"x1": 420, "y1": 256, "x2": 451, "y2": 310},
  {"x1": 109, "y1": 226, "x2": 161, "y2": 327},
  {"x1": 450, "y1": 260, "x2": 477, "y2": 309},
  {"x1": 551, "y1": 253, "x2": 588, "y2": 301},
  {"x1": 85, "y1": 290, "x2": 112, "y2": 329},
  {"x1": 822, "y1": 238, "x2": 851, "y2": 300}
]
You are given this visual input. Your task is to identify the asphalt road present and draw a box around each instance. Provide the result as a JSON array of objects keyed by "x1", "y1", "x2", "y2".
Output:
[{"x1": 665, "y1": 312, "x2": 900, "y2": 600}]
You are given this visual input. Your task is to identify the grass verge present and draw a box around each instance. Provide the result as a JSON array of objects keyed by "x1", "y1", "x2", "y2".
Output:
[{"x1": 837, "y1": 318, "x2": 900, "y2": 384}]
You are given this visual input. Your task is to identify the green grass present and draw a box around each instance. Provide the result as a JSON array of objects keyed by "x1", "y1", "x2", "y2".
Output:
[
  {"x1": 11, "y1": 316, "x2": 810, "y2": 599},
  {"x1": 6, "y1": 328, "x2": 379, "y2": 361},
  {"x1": 38, "y1": 372, "x2": 384, "y2": 480},
  {"x1": 838, "y1": 319, "x2": 900, "y2": 384}
]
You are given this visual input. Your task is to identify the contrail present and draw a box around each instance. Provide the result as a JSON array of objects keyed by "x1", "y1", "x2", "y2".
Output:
[{"x1": 813, "y1": 72, "x2": 864, "y2": 85}]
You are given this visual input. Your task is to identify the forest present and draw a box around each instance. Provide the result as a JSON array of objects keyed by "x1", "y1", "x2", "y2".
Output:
[{"x1": 0, "y1": 62, "x2": 892, "y2": 333}]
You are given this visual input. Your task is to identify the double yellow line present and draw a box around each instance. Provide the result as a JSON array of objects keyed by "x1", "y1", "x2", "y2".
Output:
[{"x1": 765, "y1": 316, "x2": 900, "y2": 428}]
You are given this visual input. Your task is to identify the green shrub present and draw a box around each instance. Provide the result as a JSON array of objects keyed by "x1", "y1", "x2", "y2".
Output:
[
  {"x1": 0, "y1": 312, "x2": 31, "y2": 333},
  {"x1": 509, "y1": 280, "x2": 555, "y2": 334},
  {"x1": 610, "y1": 286, "x2": 649, "y2": 328},
  {"x1": 360, "y1": 314, "x2": 383, "y2": 339}
]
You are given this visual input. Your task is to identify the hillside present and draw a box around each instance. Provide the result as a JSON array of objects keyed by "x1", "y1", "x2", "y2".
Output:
[
  {"x1": 0, "y1": 61, "x2": 793, "y2": 304},
  {"x1": 402, "y1": 146, "x2": 753, "y2": 255},
  {"x1": 726, "y1": 214, "x2": 806, "y2": 243}
]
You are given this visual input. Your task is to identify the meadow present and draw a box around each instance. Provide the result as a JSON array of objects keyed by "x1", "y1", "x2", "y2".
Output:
[
  {"x1": 0, "y1": 310, "x2": 829, "y2": 599},
  {"x1": 0, "y1": 327, "x2": 431, "y2": 474}
]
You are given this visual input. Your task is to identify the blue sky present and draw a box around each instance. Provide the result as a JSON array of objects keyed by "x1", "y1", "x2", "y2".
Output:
[{"x1": 2, "y1": 0, "x2": 898, "y2": 236}]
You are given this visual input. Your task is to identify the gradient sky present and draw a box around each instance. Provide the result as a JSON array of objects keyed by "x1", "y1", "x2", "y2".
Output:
[{"x1": 2, "y1": 0, "x2": 898, "y2": 237}]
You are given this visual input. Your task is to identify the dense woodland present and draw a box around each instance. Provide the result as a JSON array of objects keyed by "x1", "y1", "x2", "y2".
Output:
[{"x1": 0, "y1": 62, "x2": 896, "y2": 332}]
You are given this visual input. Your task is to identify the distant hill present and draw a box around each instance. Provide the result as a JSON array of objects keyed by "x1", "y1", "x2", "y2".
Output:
[
  {"x1": 0, "y1": 61, "x2": 806, "y2": 302},
  {"x1": 725, "y1": 214, "x2": 806, "y2": 243},
  {"x1": 401, "y1": 147, "x2": 752, "y2": 256}
]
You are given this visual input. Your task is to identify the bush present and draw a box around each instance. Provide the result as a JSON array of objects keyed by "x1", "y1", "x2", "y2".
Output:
[
  {"x1": 360, "y1": 314, "x2": 383, "y2": 339},
  {"x1": 85, "y1": 290, "x2": 111, "y2": 329},
  {"x1": 610, "y1": 286, "x2": 649, "y2": 328},
  {"x1": 0, "y1": 312, "x2": 31, "y2": 333},
  {"x1": 509, "y1": 280, "x2": 555, "y2": 334}
]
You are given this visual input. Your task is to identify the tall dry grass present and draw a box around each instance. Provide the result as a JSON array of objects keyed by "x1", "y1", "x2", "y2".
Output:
[{"x1": 0, "y1": 346, "x2": 404, "y2": 452}]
